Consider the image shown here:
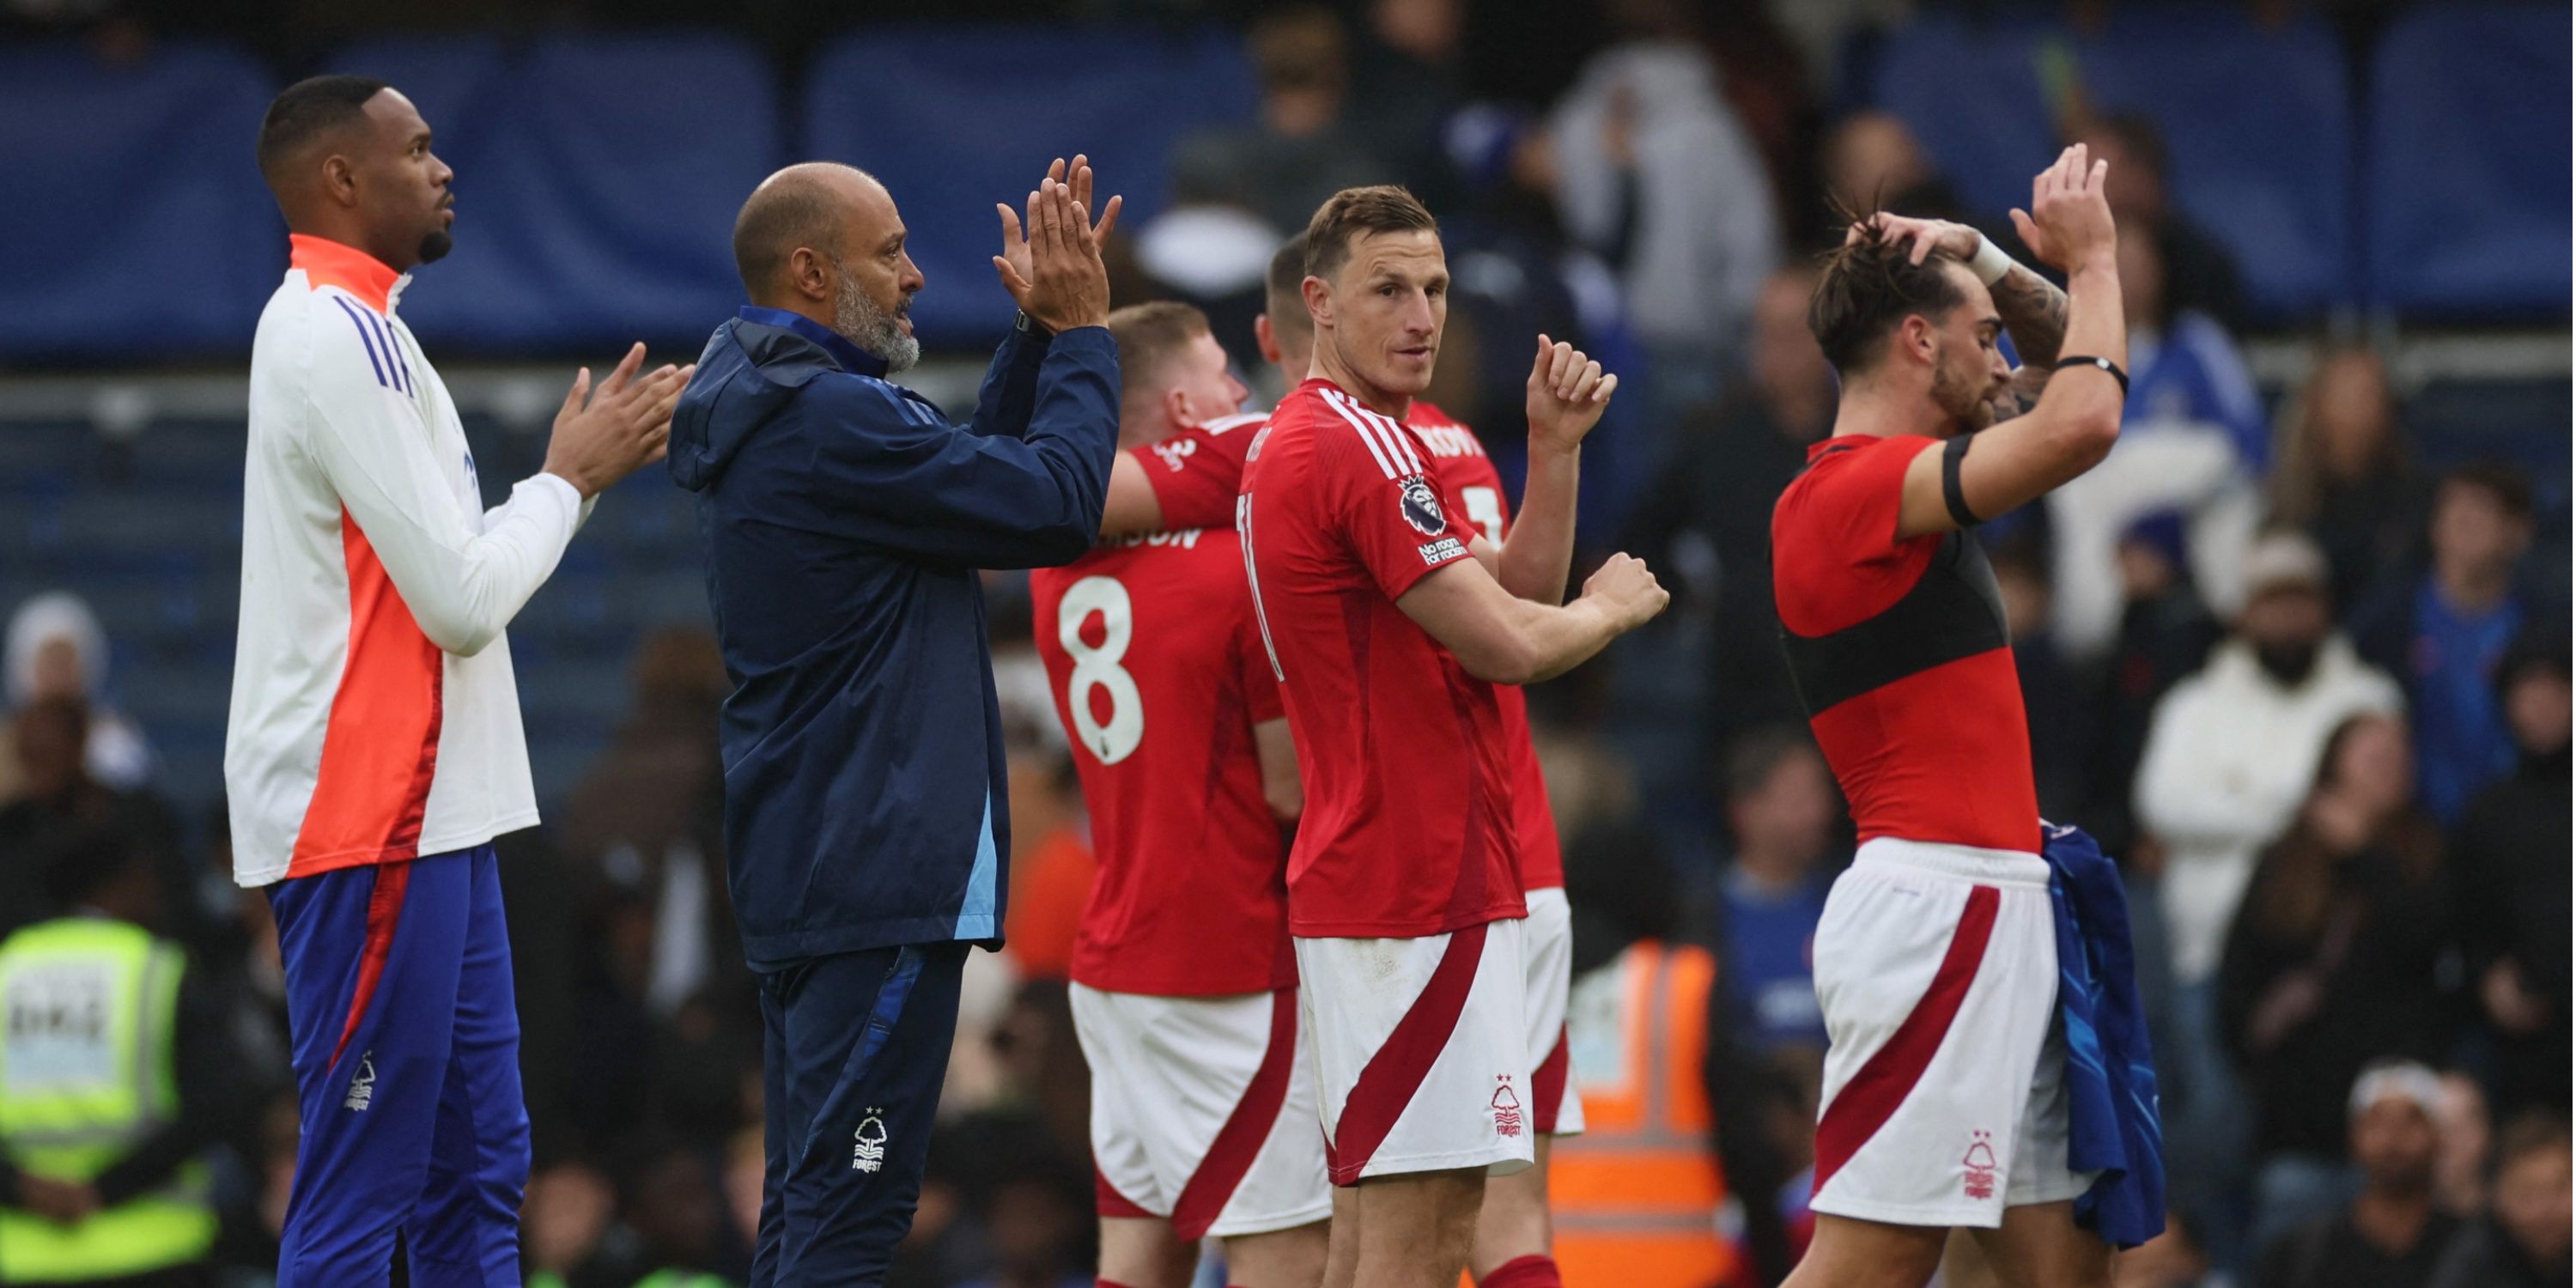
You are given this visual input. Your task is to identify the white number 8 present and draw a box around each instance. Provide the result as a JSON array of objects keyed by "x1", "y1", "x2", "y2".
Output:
[
  {"x1": 1461, "y1": 486, "x2": 1505, "y2": 544},
  {"x1": 1057, "y1": 575, "x2": 1144, "y2": 765}
]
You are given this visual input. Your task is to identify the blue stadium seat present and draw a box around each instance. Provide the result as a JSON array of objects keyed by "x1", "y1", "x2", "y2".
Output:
[
  {"x1": 2075, "y1": 6, "x2": 2353, "y2": 314},
  {"x1": 805, "y1": 25, "x2": 1258, "y2": 348},
  {"x1": 2366, "y1": 4, "x2": 2573, "y2": 315},
  {"x1": 0, "y1": 41, "x2": 279, "y2": 360},
  {"x1": 333, "y1": 32, "x2": 781, "y2": 352},
  {"x1": 1872, "y1": 8, "x2": 2354, "y2": 315}
]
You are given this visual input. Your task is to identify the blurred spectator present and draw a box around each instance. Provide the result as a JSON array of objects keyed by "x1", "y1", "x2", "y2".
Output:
[
  {"x1": 0, "y1": 827, "x2": 272, "y2": 1286},
  {"x1": 999, "y1": 746, "x2": 1091, "y2": 985},
  {"x1": 2045, "y1": 228, "x2": 2264, "y2": 658},
  {"x1": 927, "y1": 1112, "x2": 1094, "y2": 1288},
  {"x1": 2445, "y1": 635, "x2": 2571, "y2": 1120},
  {"x1": 566, "y1": 1138, "x2": 741, "y2": 1288},
  {"x1": 524, "y1": 1163, "x2": 617, "y2": 1288},
  {"x1": 1551, "y1": 764, "x2": 1739, "y2": 1287},
  {"x1": 1622, "y1": 265, "x2": 1831, "y2": 746},
  {"x1": 2269, "y1": 346, "x2": 2426, "y2": 615},
  {"x1": 0, "y1": 696, "x2": 184, "y2": 939},
  {"x1": 2430, "y1": 1071, "x2": 2492, "y2": 1219},
  {"x1": 2069, "y1": 112, "x2": 2250, "y2": 331},
  {"x1": 1164, "y1": 7, "x2": 1396, "y2": 240},
  {"x1": 1991, "y1": 539, "x2": 2089, "y2": 824},
  {"x1": 2081, "y1": 512, "x2": 2222, "y2": 856},
  {"x1": 2428, "y1": 1112, "x2": 2573, "y2": 1288},
  {"x1": 1351, "y1": 0, "x2": 1467, "y2": 212},
  {"x1": 1430, "y1": 106, "x2": 1594, "y2": 434},
  {"x1": 1820, "y1": 109, "x2": 1968, "y2": 224},
  {"x1": 2136, "y1": 530, "x2": 2403, "y2": 991},
  {"x1": 1712, "y1": 726, "x2": 1839, "y2": 1060},
  {"x1": 2350, "y1": 464, "x2": 2539, "y2": 822},
  {"x1": 2221, "y1": 712, "x2": 2452, "y2": 1244},
  {"x1": 2254, "y1": 1061, "x2": 2460, "y2": 1288},
  {"x1": 1, "y1": 592, "x2": 155, "y2": 800},
  {"x1": 1549, "y1": 0, "x2": 1783, "y2": 421}
]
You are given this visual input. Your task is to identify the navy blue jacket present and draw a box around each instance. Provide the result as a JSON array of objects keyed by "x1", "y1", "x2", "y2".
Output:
[
  {"x1": 2042, "y1": 822, "x2": 2167, "y2": 1249},
  {"x1": 670, "y1": 307, "x2": 1118, "y2": 968}
]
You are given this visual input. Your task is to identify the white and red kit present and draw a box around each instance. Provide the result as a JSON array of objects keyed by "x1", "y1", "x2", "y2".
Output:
[{"x1": 1032, "y1": 518, "x2": 1327, "y2": 1238}]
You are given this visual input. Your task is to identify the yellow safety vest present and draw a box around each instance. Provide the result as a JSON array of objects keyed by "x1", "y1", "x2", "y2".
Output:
[{"x1": 0, "y1": 917, "x2": 217, "y2": 1281}]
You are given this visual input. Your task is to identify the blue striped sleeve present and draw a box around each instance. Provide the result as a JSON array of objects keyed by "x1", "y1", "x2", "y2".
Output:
[{"x1": 329, "y1": 296, "x2": 391, "y2": 388}]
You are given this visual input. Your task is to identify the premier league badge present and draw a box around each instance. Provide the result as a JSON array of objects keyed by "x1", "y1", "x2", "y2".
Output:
[{"x1": 1397, "y1": 474, "x2": 1445, "y2": 536}]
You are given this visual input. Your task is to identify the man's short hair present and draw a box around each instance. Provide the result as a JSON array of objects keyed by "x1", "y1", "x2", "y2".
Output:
[
  {"x1": 1108, "y1": 301, "x2": 1212, "y2": 393},
  {"x1": 1807, "y1": 210, "x2": 1969, "y2": 376},
  {"x1": 2495, "y1": 1110, "x2": 2573, "y2": 1170},
  {"x1": 257, "y1": 75, "x2": 389, "y2": 191},
  {"x1": 1265, "y1": 233, "x2": 1310, "y2": 331},
  {"x1": 1303, "y1": 185, "x2": 1438, "y2": 283},
  {"x1": 2093, "y1": 112, "x2": 2171, "y2": 183},
  {"x1": 2439, "y1": 460, "x2": 2537, "y2": 523},
  {"x1": 1722, "y1": 724, "x2": 1820, "y2": 803}
]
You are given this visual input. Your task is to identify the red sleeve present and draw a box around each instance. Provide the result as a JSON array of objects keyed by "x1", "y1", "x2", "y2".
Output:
[
  {"x1": 1131, "y1": 422, "x2": 1255, "y2": 532},
  {"x1": 1237, "y1": 599, "x2": 1285, "y2": 724},
  {"x1": 1315, "y1": 416, "x2": 1474, "y2": 601},
  {"x1": 1772, "y1": 435, "x2": 1942, "y2": 636}
]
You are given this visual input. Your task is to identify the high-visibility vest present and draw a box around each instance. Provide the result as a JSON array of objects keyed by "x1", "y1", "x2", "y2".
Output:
[
  {"x1": 0, "y1": 917, "x2": 218, "y2": 1282},
  {"x1": 1546, "y1": 940, "x2": 1739, "y2": 1288}
]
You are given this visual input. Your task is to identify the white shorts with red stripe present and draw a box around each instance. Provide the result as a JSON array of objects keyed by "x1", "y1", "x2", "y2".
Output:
[
  {"x1": 1298, "y1": 918, "x2": 1535, "y2": 1185},
  {"x1": 1520, "y1": 887, "x2": 1583, "y2": 1137},
  {"x1": 1808, "y1": 838, "x2": 2092, "y2": 1228},
  {"x1": 1071, "y1": 984, "x2": 1331, "y2": 1240}
]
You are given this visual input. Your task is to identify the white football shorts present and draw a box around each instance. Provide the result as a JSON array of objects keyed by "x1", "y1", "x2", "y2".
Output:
[
  {"x1": 1521, "y1": 886, "x2": 1583, "y2": 1137},
  {"x1": 1297, "y1": 916, "x2": 1534, "y2": 1185},
  {"x1": 1071, "y1": 984, "x2": 1332, "y2": 1239},
  {"x1": 1808, "y1": 837, "x2": 2091, "y2": 1228}
]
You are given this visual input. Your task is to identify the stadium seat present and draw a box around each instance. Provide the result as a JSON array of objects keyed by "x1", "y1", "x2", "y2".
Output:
[
  {"x1": 2075, "y1": 6, "x2": 2353, "y2": 315},
  {"x1": 333, "y1": 31, "x2": 781, "y2": 352},
  {"x1": 0, "y1": 41, "x2": 279, "y2": 360},
  {"x1": 805, "y1": 24, "x2": 1257, "y2": 348},
  {"x1": 1872, "y1": 8, "x2": 2354, "y2": 316},
  {"x1": 2366, "y1": 3, "x2": 2573, "y2": 315}
]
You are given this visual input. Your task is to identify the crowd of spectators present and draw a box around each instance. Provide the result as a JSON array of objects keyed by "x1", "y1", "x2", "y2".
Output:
[{"x1": 0, "y1": 2, "x2": 2565, "y2": 1287}]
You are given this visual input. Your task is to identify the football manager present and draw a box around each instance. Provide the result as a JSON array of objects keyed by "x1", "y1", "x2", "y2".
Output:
[{"x1": 669, "y1": 156, "x2": 1121, "y2": 1285}]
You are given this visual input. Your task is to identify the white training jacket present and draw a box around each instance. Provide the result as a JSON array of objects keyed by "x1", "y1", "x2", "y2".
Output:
[{"x1": 226, "y1": 234, "x2": 589, "y2": 887}]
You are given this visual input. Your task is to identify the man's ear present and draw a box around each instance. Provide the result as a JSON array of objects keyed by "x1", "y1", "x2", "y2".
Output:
[
  {"x1": 787, "y1": 246, "x2": 832, "y2": 305},
  {"x1": 319, "y1": 154, "x2": 358, "y2": 208},
  {"x1": 1300, "y1": 274, "x2": 1333, "y2": 331},
  {"x1": 1901, "y1": 314, "x2": 1937, "y2": 367},
  {"x1": 1163, "y1": 384, "x2": 1194, "y2": 432},
  {"x1": 1255, "y1": 314, "x2": 1281, "y2": 365}
]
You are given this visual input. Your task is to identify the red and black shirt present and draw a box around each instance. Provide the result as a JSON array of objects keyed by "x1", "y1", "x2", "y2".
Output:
[{"x1": 1770, "y1": 434, "x2": 2040, "y2": 854}]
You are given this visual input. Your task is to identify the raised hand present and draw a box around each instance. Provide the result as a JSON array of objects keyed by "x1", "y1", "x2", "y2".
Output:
[
  {"x1": 993, "y1": 178, "x2": 1111, "y2": 333},
  {"x1": 544, "y1": 342, "x2": 695, "y2": 497},
  {"x1": 993, "y1": 155, "x2": 1121, "y2": 313},
  {"x1": 2009, "y1": 143, "x2": 2116, "y2": 273},
  {"x1": 1524, "y1": 334, "x2": 1618, "y2": 454},
  {"x1": 1581, "y1": 552, "x2": 1668, "y2": 631}
]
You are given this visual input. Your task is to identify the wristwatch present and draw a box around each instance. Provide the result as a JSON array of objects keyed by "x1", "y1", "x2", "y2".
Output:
[{"x1": 1013, "y1": 310, "x2": 1052, "y2": 337}]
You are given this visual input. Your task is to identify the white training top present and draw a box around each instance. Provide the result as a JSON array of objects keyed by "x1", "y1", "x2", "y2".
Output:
[{"x1": 225, "y1": 234, "x2": 588, "y2": 887}]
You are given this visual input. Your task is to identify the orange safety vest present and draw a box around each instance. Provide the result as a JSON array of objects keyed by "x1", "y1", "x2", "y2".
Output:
[{"x1": 1546, "y1": 940, "x2": 1739, "y2": 1288}]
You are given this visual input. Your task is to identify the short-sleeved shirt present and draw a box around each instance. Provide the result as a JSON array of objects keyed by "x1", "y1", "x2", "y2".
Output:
[
  {"x1": 1239, "y1": 380, "x2": 1528, "y2": 938},
  {"x1": 1771, "y1": 433, "x2": 2039, "y2": 854},
  {"x1": 1031, "y1": 526, "x2": 1296, "y2": 994},
  {"x1": 1140, "y1": 400, "x2": 1564, "y2": 892}
]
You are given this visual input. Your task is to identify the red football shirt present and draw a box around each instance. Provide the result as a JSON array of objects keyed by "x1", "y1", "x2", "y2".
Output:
[
  {"x1": 1405, "y1": 401, "x2": 1566, "y2": 893},
  {"x1": 1031, "y1": 526, "x2": 1297, "y2": 995},
  {"x1": 1771, "y1": 433, "x2": 2040, "y2": 853},
  {"x1": 1239, "y1": 380, "x2": 1528, "y2": 938},
  {"x1": 1140, "y1": 399, "x2": 1567, "y2": 893}
]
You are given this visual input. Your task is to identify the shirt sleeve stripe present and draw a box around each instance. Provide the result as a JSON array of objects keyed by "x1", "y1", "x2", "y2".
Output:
[
  {"x1": 1319, "y1": 390, "x2": 1399, "y2": 478},
  {"x1": 1363, "y1": 406, "x2": 1427, "y2": 474},
  {"x1": 368, "y1": 312, "x2": 410, "y2": 396},
  {"x1": 379, "y1": 317, "x2": 417, "y2": 395},
  {"x1": 328, "y1": 295, "x2": 391, "y2": 389}
]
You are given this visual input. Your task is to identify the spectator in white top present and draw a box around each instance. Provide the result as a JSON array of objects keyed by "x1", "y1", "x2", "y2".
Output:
[
  {"x1": 2136, "y1": 529, "x2": 2404, "y2": 989},
  {"x1": 0, "y1": 591, "x2": 155, "y2": 799},
  {"x1": 2044, "y1": 227, "x2": 2265, "y2": 658}
]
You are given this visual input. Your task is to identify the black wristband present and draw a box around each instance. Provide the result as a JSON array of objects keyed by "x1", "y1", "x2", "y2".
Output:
[
  {"x1": 1013, "y1": 309, "x2": 1053, "y2": 337},
  {"x1": 2055, "y1": 354, "x2": 2129, "y2": 397},
  {"x1": 1941, "y1": 434, "x2": 1983, "y2": 528}
]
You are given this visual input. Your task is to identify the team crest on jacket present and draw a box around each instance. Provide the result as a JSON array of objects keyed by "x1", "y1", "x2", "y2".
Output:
[{"x1": 1398, "y1": 474, "x2": 1446, "y2": 536}]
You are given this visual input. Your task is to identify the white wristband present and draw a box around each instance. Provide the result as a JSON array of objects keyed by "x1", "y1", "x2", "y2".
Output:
[{"x1": 1967, "y1": 234, "x2": 2017, "y2": 285}]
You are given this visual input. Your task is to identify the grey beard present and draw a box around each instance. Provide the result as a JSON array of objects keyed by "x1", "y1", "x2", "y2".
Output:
[{"x1": 833, "y1": 269, "x2": 920, "y2": 374}]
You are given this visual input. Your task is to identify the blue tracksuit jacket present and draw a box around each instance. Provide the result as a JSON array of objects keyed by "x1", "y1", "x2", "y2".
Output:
[{"x1": 669, "y1": 307, "x2": 1118, "y2": 968}]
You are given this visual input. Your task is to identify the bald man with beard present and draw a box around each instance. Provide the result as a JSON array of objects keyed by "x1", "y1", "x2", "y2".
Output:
[{"x1": 669, "y1": 157, "x2": 1122, "y2": 1285}]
